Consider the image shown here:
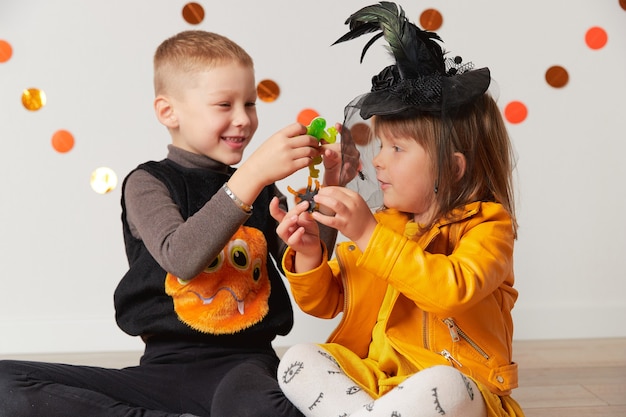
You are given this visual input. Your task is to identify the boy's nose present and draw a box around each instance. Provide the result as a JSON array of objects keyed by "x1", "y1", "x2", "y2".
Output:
[{"x1": 232, "y1": 114, "x2": 249, "y2": 127}]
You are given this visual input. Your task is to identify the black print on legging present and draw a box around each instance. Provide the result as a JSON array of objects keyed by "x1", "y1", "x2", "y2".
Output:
[
  {"x1": 346, "y1": 385, "x2": 362, "y2": 395},
  {"x1": 317, "y1": 349, "x2": 340, "y2": 367},
  {"x1": 282, "y1": 361, "x2": 304, "y2": 384},
  {"x1": 364, "y1": 401, "x2": 375, "y2": 411},
  {"x1": 308, "y1": 392, "x2": 324, "y2": 411},
  {"x1": 432, "y1": 387, "x2": 446, "y2": 415},
  {"x1": 459, "y1": 374, "x2": 475, "y2": 400},
  {"x1": 391, "y1": 412, "x2": 401, "y2": 417}
]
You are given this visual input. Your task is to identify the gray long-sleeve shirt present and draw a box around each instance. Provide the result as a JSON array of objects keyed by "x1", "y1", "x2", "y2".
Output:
[{"x1": 124, "y1": 145, "x2": 336, "y2": 280}]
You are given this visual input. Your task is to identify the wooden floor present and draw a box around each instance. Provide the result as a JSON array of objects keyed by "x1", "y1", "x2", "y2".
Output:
[
  {"x1": 512, "y1": 338, "x2": 625, "y2": 417},
  {"x1": 3, "y1": 338, "x2": 625, "y2": 416}
]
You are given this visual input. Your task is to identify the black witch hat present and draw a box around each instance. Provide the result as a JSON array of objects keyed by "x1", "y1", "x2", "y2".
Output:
[
  {"x1": 335, "y1": 2, "x2": 492, "y2": 206},
  {"x1": 333, "y1": 1, "x2": 491, "y2": 119}
]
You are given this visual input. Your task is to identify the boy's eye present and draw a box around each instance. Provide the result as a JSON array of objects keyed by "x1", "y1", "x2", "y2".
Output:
[{"x1": 245, "y1": 102, "x2": 257, "y2": 107}]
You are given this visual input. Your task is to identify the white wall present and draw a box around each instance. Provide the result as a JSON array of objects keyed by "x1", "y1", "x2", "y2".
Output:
[{"x1": 1, "y1": 0, "x2": 624, "y2": 355}]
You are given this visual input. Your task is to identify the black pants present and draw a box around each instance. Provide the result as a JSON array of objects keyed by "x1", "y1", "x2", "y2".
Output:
[{"x1": 0, "y1": 339, "x2": 303, "y2": 417}]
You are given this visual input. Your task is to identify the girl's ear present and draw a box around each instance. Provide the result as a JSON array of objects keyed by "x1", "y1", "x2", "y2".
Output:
[
  {"x1": 453, "y1": 152, "x2": 466, "y2": 181},
  {"x1": 154, "y1": 95, "x2": 178, "y2": 128}
]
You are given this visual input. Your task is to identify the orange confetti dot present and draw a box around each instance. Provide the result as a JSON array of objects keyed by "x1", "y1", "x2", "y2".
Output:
[
  {"x1": 545, "y1": 65, "x2": 569, "y2": 88},
  {"x1": 257, "y1": 79, "x2": 280, "y2": 102},
  {"x1": 0, "y1": 40, "x2": 12, "y2": 63},
  {"x1": 297, "y1": 108, "x2": 320, "y2": 126},
  {"x1": 420, "y1": 9, "x2": 443, "y2": 31},
  {"x1": 51, "y1": 130, "x2": 75, "y2": 153},
  {"x1": 620, "y1": 0, "x2": 626, "y2": 11},
  {"x1": 585, "y1": 26, "x2": 608, "y2": 50},
  {"x1": 182, "y1": 2, "x2": 204, "y2": 25},
  {"x1": 504, "y1": 101, "x2": 528, "y2": 124}
]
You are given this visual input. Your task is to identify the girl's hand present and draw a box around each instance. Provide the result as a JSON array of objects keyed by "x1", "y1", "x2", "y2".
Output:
[
  {"x1": 320, "y1": 123, "x2": 361, "y2": 187},
  {"x1": 270, "y1": 197, "x2": 323, "y2": 272},
  {"x1": 311, "y1": 186, "x2": 377, "y2": 251}
]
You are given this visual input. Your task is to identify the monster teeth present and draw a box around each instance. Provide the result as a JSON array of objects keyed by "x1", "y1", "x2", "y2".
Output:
[{"x1": 237, "y1": 301, "x2": 245, "y2": 315}]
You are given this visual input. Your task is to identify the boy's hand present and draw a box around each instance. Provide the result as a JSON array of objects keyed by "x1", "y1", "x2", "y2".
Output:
[
  {"x1": 244, "y1": 123, "x2": 321, "y2": 186},
  {"x1": 228, "y1": 123, "x2": 322, "y2": 208}
]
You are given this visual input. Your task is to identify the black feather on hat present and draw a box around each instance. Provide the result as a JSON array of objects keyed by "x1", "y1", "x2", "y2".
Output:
[{"x1": 333, "y1": 1, "x2": 491, "y2": 119}]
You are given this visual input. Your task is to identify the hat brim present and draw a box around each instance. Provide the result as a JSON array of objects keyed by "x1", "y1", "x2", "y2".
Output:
[{"x1": 358, "y1": 67, "x2": 491, "y2": 119}]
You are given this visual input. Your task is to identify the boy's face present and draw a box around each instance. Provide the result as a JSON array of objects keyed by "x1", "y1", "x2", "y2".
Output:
[{"x1": 165, "y1": 62, "x2": 258, "y2": 165}]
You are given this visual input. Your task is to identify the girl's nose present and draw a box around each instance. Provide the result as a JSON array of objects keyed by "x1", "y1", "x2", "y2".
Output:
[{"x1": 372, "y1": 152, "x2": 383, "y2": 169}]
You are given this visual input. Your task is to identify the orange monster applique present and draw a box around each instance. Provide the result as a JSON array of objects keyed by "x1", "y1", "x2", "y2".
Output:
[{"x1": 165, "y1": 226, "x2": 271, "y2": 334}]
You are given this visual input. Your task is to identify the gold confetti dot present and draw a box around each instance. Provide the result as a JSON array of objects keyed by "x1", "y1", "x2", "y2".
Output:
[
  {"x1": 90, "y1": 167, "x2": 118, "y2": 194},
  {"x1": 22, "y1": 88, "x2": 46, "y2": 111}
]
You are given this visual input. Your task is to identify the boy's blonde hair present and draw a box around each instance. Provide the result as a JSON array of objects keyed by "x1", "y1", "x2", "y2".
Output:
[
  {"x1": 153, "y1": 30, "x2": 254, "y2": 96},
  {"x1": 373, "y1": 94, "x2": 517, "y2": 236}
]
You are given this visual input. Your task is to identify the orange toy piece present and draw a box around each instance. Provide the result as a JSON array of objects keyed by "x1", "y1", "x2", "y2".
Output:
[{"x1": 287, "y1": 177, "x2": 321, "y2": 213}]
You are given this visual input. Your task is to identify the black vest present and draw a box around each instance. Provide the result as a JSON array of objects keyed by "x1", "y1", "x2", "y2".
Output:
[{"x1": 114, "y1": 159, "x2": 293, "y2": 347}]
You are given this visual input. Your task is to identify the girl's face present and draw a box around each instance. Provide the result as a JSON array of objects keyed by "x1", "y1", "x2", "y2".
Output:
[
  {"x1": 168, "y1": 62, "x2": 259, "y2": 166},
  {"x1": 373, "y1": 133, "x2": 438, "y2": 224}
]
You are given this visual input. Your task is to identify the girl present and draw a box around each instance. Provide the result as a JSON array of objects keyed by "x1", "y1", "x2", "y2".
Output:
[{"x1": 269, "y1": 3, "x2": 524, "y2": 417}]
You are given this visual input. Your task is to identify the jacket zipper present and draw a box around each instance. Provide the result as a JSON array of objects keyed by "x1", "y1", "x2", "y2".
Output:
[
  {"x1": 443, "y1": 318, "x2": 490, "y2": 360},
  {"x1": 422, "y1": 311, "x2": 429, "y2": 350},
  {"x1": 441, "y1": 349, "x2": 462, "y2": 367}
]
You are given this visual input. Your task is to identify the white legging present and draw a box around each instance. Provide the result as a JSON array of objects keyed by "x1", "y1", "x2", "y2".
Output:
[{"x1": 278, "y1": 343, "x2": 487, "y2": 417}]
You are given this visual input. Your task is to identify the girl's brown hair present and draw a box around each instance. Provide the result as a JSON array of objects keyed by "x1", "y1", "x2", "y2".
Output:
[
  {"x1": 373, "y1": 93, "x2": 517, "y2": 236},
  {"x1": 153, "y1": 30, "x2": 254, "y2": 96}
]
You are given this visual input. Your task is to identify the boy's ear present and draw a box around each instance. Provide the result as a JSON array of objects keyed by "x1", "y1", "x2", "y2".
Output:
[
  {"x1": 453, "y1": 152, "x2": 466, "y2": 181},
  {"x1": 154, "y1": 95, "x2": 178, "y2": 128}
]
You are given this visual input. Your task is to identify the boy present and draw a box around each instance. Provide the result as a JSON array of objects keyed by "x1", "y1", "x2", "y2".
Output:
[{"x1": 0, "y1": 30, "x2": 340, "y2": 417}]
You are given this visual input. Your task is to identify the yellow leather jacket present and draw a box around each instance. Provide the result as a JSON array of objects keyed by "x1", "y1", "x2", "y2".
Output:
[{"x1": 283, "y1": 202, "x2": 521, "y2": 405}]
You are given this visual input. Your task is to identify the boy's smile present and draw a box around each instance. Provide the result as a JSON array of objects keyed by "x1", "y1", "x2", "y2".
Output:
[{"x1": 161, "y1": 61, "x2": 258, "y2": 166}]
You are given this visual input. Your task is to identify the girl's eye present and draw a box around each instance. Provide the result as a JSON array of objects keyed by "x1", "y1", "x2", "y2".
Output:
[
  {"x1": 393, "y1": 145, "x2": 402, "y2": 152},
  {"x1": 245, "y1": 102, "x2": 257, "y2": 108}
]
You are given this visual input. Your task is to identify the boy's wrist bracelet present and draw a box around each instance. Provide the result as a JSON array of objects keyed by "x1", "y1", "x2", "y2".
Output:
[{"x1": 222, "y1": 183, "x2": 253, "y2": 213}]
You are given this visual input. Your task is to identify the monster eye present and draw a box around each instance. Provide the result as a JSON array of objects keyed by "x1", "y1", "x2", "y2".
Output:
[
  {"x1": 228, "y1": 239, "x2": 249, "y2": 270},
  {"x1": 204, "y1": 251, "x2": 224, "y2": 273},
  {"x1": 252, "y1": 259, "x2": 262, "y2": 282},
  {"x1": 176, "y1": 277, "x2": 191, "y2": 286}
]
